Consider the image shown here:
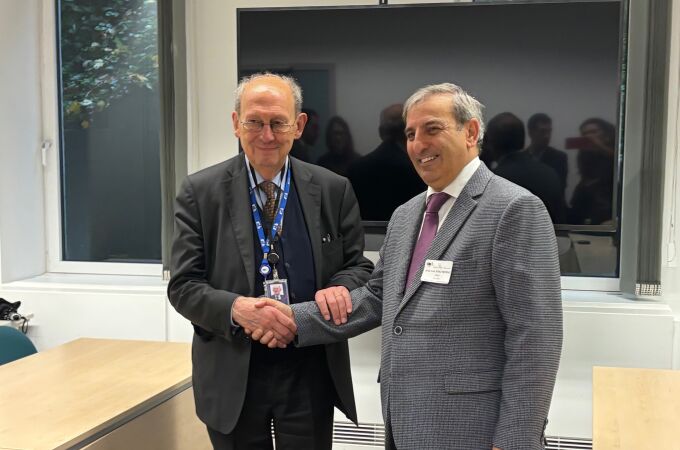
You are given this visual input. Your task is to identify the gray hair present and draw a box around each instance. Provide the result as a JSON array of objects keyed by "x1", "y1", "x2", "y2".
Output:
[
  {"x1": 234, "y1": 72, "x2": 303, "y2": 115},
  {"x1": 402, "y1": 83, "x2": 485, "y2": 144}
]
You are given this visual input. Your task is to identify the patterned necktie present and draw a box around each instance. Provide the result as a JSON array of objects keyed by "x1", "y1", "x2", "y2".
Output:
[
  {"x1": 259, "y1": 181, "x2": 278, "y2": 223},
  {"x1": 406, "y1": 192, "x2": 451, "y2": 286}
]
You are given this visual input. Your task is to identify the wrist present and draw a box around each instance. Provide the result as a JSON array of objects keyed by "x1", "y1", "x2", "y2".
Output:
[{"x1": 231, "y1": 296, "x2": 248, "y2": 325}]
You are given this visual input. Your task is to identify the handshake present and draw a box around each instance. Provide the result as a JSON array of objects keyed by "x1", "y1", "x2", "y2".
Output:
[{"x1": 232, "y1": 286, "x2": 352, "y2": 349}]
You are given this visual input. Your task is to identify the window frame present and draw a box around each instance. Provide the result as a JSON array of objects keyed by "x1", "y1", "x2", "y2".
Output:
[{"x1": 40, "y1": 0, "x2": 162, "y2": 277}]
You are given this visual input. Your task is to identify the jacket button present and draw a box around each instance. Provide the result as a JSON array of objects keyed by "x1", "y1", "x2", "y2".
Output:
[{"x1": 393, "y1": 325, "x2": 403, "y2": 335}]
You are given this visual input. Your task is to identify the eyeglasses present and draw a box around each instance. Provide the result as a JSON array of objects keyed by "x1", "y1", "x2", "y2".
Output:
[{"x1": 240, "y1": 120, "x2": 296, "y2": 134}]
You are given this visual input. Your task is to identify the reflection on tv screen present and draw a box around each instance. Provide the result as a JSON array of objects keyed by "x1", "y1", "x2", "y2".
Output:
[{"x1": 238, "y1": 1, "x2": 623, "y2": 229}]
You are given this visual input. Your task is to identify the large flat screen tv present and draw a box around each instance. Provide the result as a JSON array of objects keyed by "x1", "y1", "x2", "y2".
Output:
[{"x1": 237, "y1": 1, "x2": 626, "y2": 276}]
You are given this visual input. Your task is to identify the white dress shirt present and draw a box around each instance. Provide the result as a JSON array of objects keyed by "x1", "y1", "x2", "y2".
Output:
[
  {"x1": 244, "y1": 154, "x2": 288, "y2": 209},
  {"x1": 422, "y1": 157, "x2": 481, "y2": 234}
]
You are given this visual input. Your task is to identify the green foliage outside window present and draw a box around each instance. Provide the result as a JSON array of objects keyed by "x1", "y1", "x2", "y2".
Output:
[{"x1": 60, "y1": 0, "x2": 158, "y2": 128}]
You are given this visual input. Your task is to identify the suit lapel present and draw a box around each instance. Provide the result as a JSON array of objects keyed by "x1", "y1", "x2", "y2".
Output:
[
  {"x1": 223, "y1": 153, "x2": 256, "y2": 294},
  {"x1": 393, "y1": 195, "x2": 426, "y2": 299},
  {"x1": 398, "y1": 164, "x2": 493, "y2": 312},
  {"x1": 291, "y1": 159, "x2": 323, "y2": 289}
]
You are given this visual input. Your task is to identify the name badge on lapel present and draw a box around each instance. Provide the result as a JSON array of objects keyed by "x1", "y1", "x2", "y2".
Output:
[{"x1": 420, "y1": 259, "x2": 453, "y2": 284}]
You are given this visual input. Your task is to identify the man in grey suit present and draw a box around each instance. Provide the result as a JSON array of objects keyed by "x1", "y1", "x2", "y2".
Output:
[
  {"x1": 168, "y1": 73, "x2": 373, "y2": 449},
  {"x1": 254, "y1": 83, "x2": 563, "y2": 450}
]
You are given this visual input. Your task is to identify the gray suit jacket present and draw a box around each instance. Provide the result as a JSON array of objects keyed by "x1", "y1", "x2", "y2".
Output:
[
  {"x1": 292, "y1": 164, "x2": 563, "y2": 450},
  {"x1": 168, "y1": 153, "x2": 374, "y2": 434}
]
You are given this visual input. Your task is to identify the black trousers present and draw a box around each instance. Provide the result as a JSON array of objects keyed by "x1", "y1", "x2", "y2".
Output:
[{"x1": 207, "y1": 345, "x2": 335, "y2": 450}]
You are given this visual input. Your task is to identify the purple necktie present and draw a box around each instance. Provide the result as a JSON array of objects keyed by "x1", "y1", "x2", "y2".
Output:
[{"x1": 406, "y1": 192, "x2": 451, "y2": 286}]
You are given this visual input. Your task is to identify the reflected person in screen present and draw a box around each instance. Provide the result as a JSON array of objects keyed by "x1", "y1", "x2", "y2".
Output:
[
  {"x1": 525, "y1": 113, "x2": 568, "y2": 197},
  {"x1": 487, "y1": 112, "x2": 566, "y2": 223},
  {"x1": 568, "y1": 117, "x2": 615, "y2": 225},
  {"x1": 167, "y1": 72, "x2": 373, "y2": 450},
  {"x1": 317, "y1": 115, "x2": 360, "y2": 176},
  {"x1": 252, "y1": 83, "x2": 563, "y2": 450},
  {"x1": 289, "y1": 108, "x2": 319, "y2": 162},
  {"x1": 347, "y1": 103, "x2": 426, "y2": 221}
]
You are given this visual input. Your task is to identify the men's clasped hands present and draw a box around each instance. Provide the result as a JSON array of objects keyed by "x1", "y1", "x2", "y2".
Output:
[{"x1": 233, "y1": 285, "x2": 352, "y2": 349}]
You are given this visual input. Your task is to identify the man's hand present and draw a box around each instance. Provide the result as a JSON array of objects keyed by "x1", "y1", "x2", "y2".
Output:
[
  {"x1": 314, "y1": 286, "x2": 352, "y2": 325},
  {"x1": 232, "y1": 296, "x2": 296, "y2": 348},
  {"x1": 249, "y1": 298, "x2": 295, "y2": 348}
]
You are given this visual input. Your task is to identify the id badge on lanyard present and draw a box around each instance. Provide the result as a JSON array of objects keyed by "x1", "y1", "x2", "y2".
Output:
[
  {"x1": 263, "y1": 250, "x2": 290, "y2": 305},
  {"x1": 248, "y1": 161, "x2": 291, "y2": 304}
]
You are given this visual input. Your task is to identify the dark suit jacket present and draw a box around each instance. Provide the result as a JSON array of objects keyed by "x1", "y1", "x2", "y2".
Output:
[
  {"x1": 167, "y1": 153, "x2": 374, "y2": 434},
  {"x1": 527, "y1": 145, "x2": 568, "y2": 193},
  {"x1": 347, "y1": 140, "x2": 425, "y2": 221},
  {"x1": 494, "y1": 151, "x2": 566, "y2": 223}
]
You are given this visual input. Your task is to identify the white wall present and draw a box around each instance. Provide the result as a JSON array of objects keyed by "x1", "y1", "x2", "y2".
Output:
[
  {"x1": 0, "y1": 0, "x2": 679, "y2": 443},
  {"x1": 554, "y1": 296, "x2": 674, "y2": 437},
  {"x1": 662, "y1": 0, "x2": 680, "y2": 370},
  {"x1": 0, "y1": 0, "x2": 45, "y2": 283},
  {"x1": 0, "y1": 278, "x2": 166, "y2": 348},
  {"x1": 662, "y1": 1, "x2": 680, "y2": 304}
]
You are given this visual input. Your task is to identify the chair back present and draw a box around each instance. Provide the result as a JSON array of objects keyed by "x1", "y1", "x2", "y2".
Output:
[{"x1": 0, "y1": 326, "x2": 37, "y2": 365}]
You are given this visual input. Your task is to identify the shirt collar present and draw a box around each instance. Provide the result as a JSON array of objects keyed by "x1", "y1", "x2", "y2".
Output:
[
  {"x1": 244, "y1": 154, "x2": 289, "y2": 188},
  {"x1": 426, "y1": 157, "x2": 480, "y2": 202}
]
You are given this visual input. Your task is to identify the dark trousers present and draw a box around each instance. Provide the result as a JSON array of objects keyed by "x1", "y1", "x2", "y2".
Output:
[
  {"x1": 385, "y1": 407, "x2": 397, "y2": 450},
  {"x1": 385, "y1": 427, "x2": 397, "y2": 450},
  {"x1": 207, "y1": 345, "x2": 335, "y2": 450}
]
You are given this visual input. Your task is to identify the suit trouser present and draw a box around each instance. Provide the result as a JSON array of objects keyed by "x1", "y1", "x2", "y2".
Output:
[
  {"x1": 385, "y1": 426, "x2": 397, "y2": 450},
  {"x1": 384, "y1": 406, "x2": 397, "y2": 450},
  {"x1": 207, "y1": 345, "x2": 334, "y2": 450}
]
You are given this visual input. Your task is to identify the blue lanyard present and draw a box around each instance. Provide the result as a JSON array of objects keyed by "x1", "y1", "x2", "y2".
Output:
[{"x1": 247, "y1": 161, "x2": 291, "y2": 278}]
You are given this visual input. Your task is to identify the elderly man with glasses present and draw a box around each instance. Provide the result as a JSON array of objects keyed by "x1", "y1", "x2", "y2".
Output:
[{"x1": 168, "y1": 72, "x2": 373, "y2": 450}]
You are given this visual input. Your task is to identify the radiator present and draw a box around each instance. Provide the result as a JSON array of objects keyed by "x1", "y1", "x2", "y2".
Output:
[{"x1": 329, "y1": 421, "x2": 593, "y2": 450}]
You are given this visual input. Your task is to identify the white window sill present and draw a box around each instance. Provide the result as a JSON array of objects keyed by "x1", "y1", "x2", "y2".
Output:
[
  {"x1": 562, "y1": 289, "x2": 672, "y2": 316},
  {"x1": 0, "y1": 272, "x2": 167, "y2": 295}
]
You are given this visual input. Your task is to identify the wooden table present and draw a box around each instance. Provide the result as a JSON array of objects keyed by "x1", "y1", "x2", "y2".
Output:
[
  {"x1": 593, "y1": 366, "x2": 680, "y2": 450},
  {"x1": 0, "y1": 338, "x2": 210, "y2": 450}
]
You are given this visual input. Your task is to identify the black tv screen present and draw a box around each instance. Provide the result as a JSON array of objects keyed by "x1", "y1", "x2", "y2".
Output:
[{"x1": 237, "y1": 1, "x2": 624, "y2": 230}]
